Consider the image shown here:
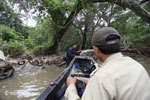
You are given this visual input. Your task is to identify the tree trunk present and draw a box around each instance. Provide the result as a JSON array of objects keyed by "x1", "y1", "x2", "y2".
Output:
[
  {"x1": 128, "y1": 1, "x2": 150, "y2": 24},
  {"x1": 46, "y1": 39, "x2": 58, "y2": 55},
  {"x1": 48, "y1": 3, "x2": 83, "y2": 54},
  {"x1": 81, "y1": 32, "x2": 87, "y2": 50},
  {"x1": 81, "y1": 24, "x2": 88, "y2": 50}
]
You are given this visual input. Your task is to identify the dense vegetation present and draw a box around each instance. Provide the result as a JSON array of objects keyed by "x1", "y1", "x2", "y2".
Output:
[{"x1": 0, "y1": 0, "x2": 150, "y2": 57}]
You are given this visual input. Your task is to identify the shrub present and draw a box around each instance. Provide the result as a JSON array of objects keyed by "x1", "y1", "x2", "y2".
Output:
[{"x1": 2, "y1": 40, "x2": 25, "y2": 57}]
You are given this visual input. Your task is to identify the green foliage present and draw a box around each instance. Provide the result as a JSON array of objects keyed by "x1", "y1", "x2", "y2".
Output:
[
  {"x1": 1, "y1": 0, "x2": 150, "y2": 57},
  {"x1": 59, "y1": 26, "x2": 81, "y2": 51},
  {"x1": 111, "y1": 11, "x2": 150, "y2": 48},
  {"x1": 43, "y1": 0, "x2": 75, "y2": 11},
  {"x1": 0, "y1": 25, "x2": 25, "y2": 57},
  {"x1": 2, "y1": 40, "x2": 25, "y2": 57},
  {"x1": 143, "y1": 2, "x2": 150, "y2": 11},
  {"x1": 0, "y1": 1, "x2": 22, "y2": 30},
  {"x1": 0, "y1": 25, "x2": 30, "y2": 56},
  {"x1": 124, "y1": 0, "x2": 132, "y2": 8},
  {"x1": 28, "y1": 18, "x2": 54, "y2": 47},
  {"x1": 0, "y1": 0, "x2": 30, "y2": 38},
  {"x1": 22, "y1": 17, "x2": 57, "y2": 55},
  {"x1": 0, "y1": 25, "x2": 22, "y2": 41},
  {"x1": 125, "y1": 19, "x2": 150, "y2": 47},
  {"x1": 81, "y1": 0, "x2": 93, "y2": 9}
]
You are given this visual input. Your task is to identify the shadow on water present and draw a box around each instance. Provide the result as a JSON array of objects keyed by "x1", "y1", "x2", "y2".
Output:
[{"x1": 0, "y1": 63, "x2": 65, "y2": 100}]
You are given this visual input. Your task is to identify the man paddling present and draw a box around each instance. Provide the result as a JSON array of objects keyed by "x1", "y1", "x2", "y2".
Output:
[{"x1": 65, "y1": 27, "x2": 150, "y2": 100}]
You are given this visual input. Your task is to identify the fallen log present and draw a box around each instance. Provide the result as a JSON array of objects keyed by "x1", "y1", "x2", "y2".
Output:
[
  {"x1": 58, "y1": 62, "x2": 66, "y2": 67},
  {"x1": 121, "y1": 47, "x2": 150, "y2": 57}
]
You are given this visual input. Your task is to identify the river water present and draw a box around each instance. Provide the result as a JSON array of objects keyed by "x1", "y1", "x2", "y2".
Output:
[
  {"x1": 124, "y1": 53, "x2": 150, "y2": 76},
  {"x1": 0, "y1": 53, "x2": 150, "y2": 100},
  {"x1": 0, "y1": 63, "x2": 65, "y2": 100}
]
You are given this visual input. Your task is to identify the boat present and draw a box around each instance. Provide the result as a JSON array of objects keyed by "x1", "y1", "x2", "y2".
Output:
[{"x1": 36, "y1": 56, "x2": 98, "y2": 100}]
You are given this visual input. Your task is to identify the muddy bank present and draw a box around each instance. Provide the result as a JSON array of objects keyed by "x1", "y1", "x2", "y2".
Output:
[
  {"x1": 6, "y1": 53, "x2": 66, "y2": 67},
  {"x1": 2, "y1": 51, "x2": 150, "y2": 80},
  {"x1": 0, "y1": 53, "x2": 66, "y2": 80},
  {"x1": 121, "y1": 47, "x2": 150, "y2": 57}
]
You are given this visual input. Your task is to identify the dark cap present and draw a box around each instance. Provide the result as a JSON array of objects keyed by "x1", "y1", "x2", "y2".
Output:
[{"x1": 92, "y1": 27, "x2": 120, "y2": 46}]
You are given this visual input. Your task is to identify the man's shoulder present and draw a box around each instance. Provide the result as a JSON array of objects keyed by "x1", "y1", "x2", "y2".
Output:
[{"x1": 95, "y1": 56, "x2": 147, "y2": 81}]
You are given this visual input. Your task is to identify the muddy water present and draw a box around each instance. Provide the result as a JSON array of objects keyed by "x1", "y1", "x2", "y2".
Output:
[
  {"x1": 129, "y1": 53, "x2": 150, "y2": 76},
  {"x1": 0, "y1": 63, "x2": 65, "y2": 100}
]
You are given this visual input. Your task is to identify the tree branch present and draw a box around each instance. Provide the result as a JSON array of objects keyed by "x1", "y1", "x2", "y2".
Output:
[
  {"x1": 140, "y1": 0, "x2": 150, "y2": 5},
  {"x1": 123, "y1": 0, "x2": 150, "y2": 24},
  {"x1": 58, "y1": 3, "x2": 83, "y2": 42},
  {"x1": 93, "y1": 0, "x2": 150, "y2": 24},
  {"x1": 59, "y1": 0, "x2": 150, "y2": 43},
  {"x1": 72, "y1": 23, "x2": 83, "y2": 34}
]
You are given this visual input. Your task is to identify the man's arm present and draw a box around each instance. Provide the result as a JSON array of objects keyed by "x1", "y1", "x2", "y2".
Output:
[
  {"x1": 65, "y1": 74, "x2": 114, "y2": 100},
  {"x1": 81, "y1": 75, "x2": 115, "y2": 100},
  {"x1": 65, "y1": 77, "x2": 80, "y2": 100}
]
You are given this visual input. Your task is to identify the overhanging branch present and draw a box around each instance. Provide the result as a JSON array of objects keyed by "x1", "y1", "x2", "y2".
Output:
[
  {"x1": 93, "y1": 0, "x2": 150, "y2": 24},
  {"x1": 140, "y1": 0, "x2": 150, "y2": 4},
  {"x1": 58, "y1": 3, "x2": 83, "y2": 42}
]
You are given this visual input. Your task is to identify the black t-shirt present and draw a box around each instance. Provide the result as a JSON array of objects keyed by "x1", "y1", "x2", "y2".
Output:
[{"x1": 66, "y1": 47, "x2": 78, "y2": 60}]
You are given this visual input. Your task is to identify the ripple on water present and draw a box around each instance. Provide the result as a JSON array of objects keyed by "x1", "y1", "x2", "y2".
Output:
[{"x1": 0, "y1": 64, "x2": 65, "y2": 100}]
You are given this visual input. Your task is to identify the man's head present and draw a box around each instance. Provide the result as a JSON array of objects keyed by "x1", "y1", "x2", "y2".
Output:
[
  {"x1": 92, "y1": 27, "x2": 121, "y2": 62},
  {"x1": 72, "y1": 43, "x2": 77, "y2": 49}
]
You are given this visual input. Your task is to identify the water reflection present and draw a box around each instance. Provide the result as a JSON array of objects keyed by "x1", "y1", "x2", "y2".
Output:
[{"x1": 0, "y1": 63, "x2": 65, "y2": 100}]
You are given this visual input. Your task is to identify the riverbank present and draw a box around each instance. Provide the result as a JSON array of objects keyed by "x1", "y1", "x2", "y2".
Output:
[
  {"x1": 0, "y1": 53, "x2": 66, "y2": 81},
  {"x1": 121, "y1": 47, "x2": 150, "y2": 57},
  {"x1": 1, "y1": 51, "x2": 150, "y2": 81},
  {"x1": 6, "y1": 53, "x2": 66, "y2": 67}
]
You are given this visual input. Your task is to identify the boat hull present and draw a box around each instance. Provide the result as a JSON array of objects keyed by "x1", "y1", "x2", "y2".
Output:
[{"x1": 36, "y1": 56, "x2": 96, "y2": 100}]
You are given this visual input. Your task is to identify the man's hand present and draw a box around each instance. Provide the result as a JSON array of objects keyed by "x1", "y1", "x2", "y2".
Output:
[
  {"x1": 66, "y1": 77, "x2": 77, "y2": 87},
  {"x1": 78, "y1": 78, "x2": 88, "y2": 84},
  {"x1": 75, "y1": 56, "x2": 78, "y2": 59}
]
